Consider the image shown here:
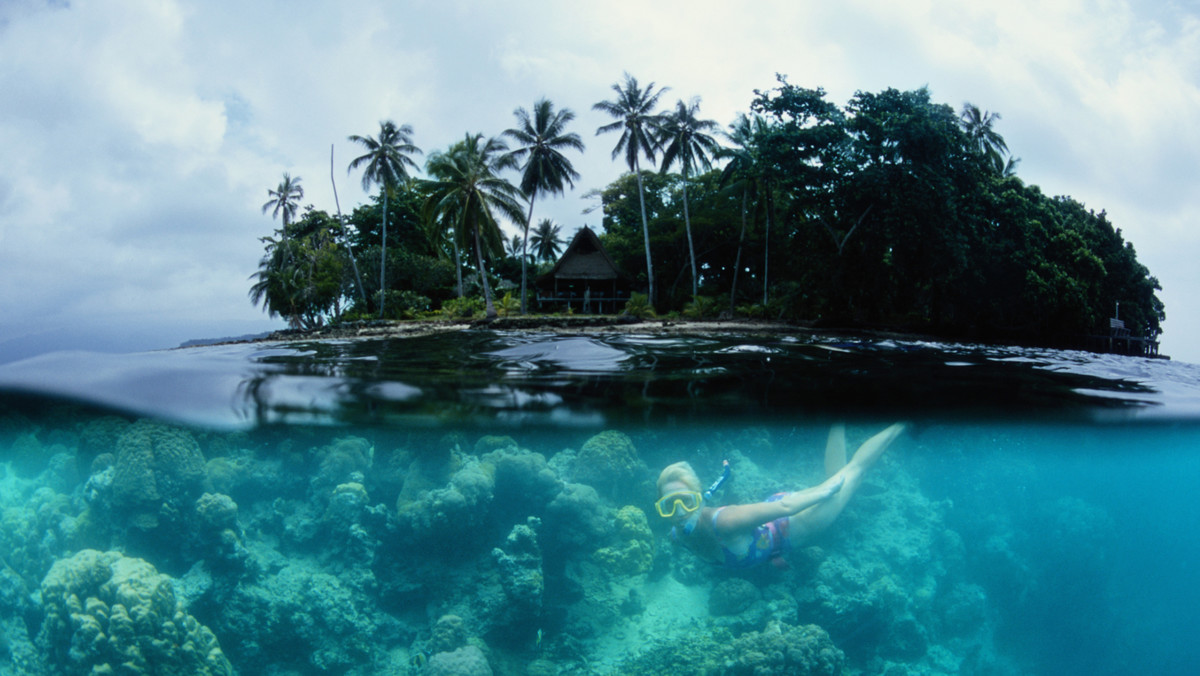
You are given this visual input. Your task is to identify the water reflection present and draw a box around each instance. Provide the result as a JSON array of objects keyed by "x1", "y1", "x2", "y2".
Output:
[{"x1": 0, "y1": 331, "x2": 1181, "y2": 429}]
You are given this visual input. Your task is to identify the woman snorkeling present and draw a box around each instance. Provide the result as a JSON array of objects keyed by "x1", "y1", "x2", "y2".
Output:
[{"x1": 655, "y1": 423, "x2": 906, "y2": 569}]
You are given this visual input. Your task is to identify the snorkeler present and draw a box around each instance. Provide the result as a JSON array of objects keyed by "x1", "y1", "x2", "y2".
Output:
[{"x1": 655, "y1": 423, "x2": 906, "y2": 569}]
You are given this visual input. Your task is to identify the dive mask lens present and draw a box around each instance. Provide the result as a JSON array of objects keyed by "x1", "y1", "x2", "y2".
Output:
[{"x1": 655, "y1": 491, "x2": 701, "y2": 518}]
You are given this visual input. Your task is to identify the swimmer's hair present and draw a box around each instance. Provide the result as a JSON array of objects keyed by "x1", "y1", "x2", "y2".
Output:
[{"x1": 657, "y1": 461, "x2": 702, "y2": 495}]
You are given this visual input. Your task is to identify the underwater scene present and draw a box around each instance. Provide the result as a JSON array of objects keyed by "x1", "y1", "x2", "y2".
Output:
[{"x1": 0, "y1": 331, "x2": 1198, "y2": 676}]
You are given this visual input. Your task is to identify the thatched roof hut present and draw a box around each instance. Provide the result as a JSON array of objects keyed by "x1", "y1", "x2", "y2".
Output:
[{"x1": 534, "y1": 226, "x2": 636, "y2": 314}]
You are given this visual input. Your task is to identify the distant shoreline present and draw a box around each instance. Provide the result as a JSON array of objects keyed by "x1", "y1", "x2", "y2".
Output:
[
  {"x1": 180, "y1": 316, "x2": 1167, "y2": 360},
  {"x1": 240, "y1": 316, "x2": 949, "y2": 346}
]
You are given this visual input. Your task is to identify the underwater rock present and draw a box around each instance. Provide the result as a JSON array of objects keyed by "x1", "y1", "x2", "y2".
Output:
[
  {"x1": 491, "y1": 517, "x2": 544, "y2": 621},
  {"x1": 474, "y1": 435, "x2": 518, "y2": 454},
  {"x1": 0, "y1": 562, "x2": 42, "y2": 674},
  {"x1": 8, "y1": 433, "x2": 49, "y2": 477},
  {"x1": 428, "y1": 613, "x2": 468, "y2": 653},
  {"x1": 42, "y1": 452, "x2": 80, "y2": 494},
  {"x1": 195, "y1": 492, "x2": 240, "y2": 532},
  {"x1": 727, "y1": 620, "x2": 844, "y2": 675},
  {"x1": 709, "y1": 578, "x2": 762, "y2": 616},
  {"x1": 425, "y1": 644, "x2": 493, "y2": 676},
  {"x1": 38, "y1": 549, "x2": 233, "y2": 675},
  {"x1": 193, "y1": 492, "x2": 249, "y2": 571},
  {"x1": 111, "y1": 420, "x2": 206, "y2": 530},
  {"x1": 481, "y1": 445, "x2": 563, "y2": 521},
  {"x1": 398, "y1": 455, "x2": 495, "y2": 549},
  {"x1": 570, "y1": 430, "x2": 648, "y2": 503},
  {"x1": 313, "y1": 435, "x2": 374, "y2": 494},
  {"x1": 543, "y1": 482, "x2": 611, "y2": 551},
  {"x1": 592, "y1": 505, "x2": 654, "y2": 577},
  {"x1": 212, "y1": 560, "x2": 398, "y2": 673},
  {"x1": 1, "y1": 485, "x2": 91, "y2": 590},
  {"x1": 76, "y1": 415, "x2": 132, "y2": 460}
]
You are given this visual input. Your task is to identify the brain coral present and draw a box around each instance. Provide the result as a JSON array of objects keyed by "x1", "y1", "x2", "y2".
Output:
[
  {"x1": 112, "y1": 421, "x2": 206, "y2": 527},
  {"x1": 592, "y1": 505, "x2": 654, "y2": 577},
  {"x1": 425, "y1": 645, "x2": 493, "y2": 676},
  {"x1": 38, "y1": 549, "x2": 233, "y2": 675},
  {"x1": 572, "y1": 430, "x2": 647, "y2": 502}
]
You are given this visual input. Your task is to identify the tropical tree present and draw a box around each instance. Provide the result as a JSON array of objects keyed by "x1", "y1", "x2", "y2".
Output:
[
  {"x1": 347, "y1": 120, "x2": 422, "y2": 318},
  {"x1": 424, "y1": 133, "x2": 525, "y2": 319},
  {"x1": 249, "y1": 209, "x2": 344, "y2": 329},
  {"x1": 530, "y1": 218, "x2": 565, "y2": 262},
  {"x1": 505, "y1": 233, "x2": 524, "y2": 260},
  {"x1": 594, "y1": 73, "x2": 668, "y2": 304},
  {"x1": 659, "y1": 97, "x2": 720, "y2": 298},
  {"x1": 960, "y1": 103, "x2": 1009, "y2": 173},
  {"x1": 502, "y1": 98, "x2": 584, "y2": 313},
  {"x1": 262, "y1": 173, "x2": 304, "y2": 230},
  {"x1": 717, "y1": 113, "x2": 771, "y2": 311}
]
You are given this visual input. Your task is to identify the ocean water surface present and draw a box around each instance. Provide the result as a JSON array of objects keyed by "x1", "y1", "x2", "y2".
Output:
[{"x1": 0, "y1": 330, "x2": 1197, "y2": 675}]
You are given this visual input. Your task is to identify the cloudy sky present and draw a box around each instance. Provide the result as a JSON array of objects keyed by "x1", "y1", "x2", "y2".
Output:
[{"x1": 2, "y1": 0, "x2": 1198, "y2": 363}]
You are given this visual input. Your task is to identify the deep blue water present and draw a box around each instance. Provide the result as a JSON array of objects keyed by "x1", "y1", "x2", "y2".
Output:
[{"x1": 1, "y1": 331, "x2": 1198, "y2": 675}]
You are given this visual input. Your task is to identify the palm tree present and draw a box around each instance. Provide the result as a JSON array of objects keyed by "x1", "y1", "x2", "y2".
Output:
[
  {"x1": 424, "y1": 134, "x2": 525, "y2": 319},
  {"x1": 347, "y1": 120, "x2": 422, "y2": 318},
  {"x1": 530, "y1": 218, "x2": 565, "y2": 262},
  {"x1": 502, "y1": 98, "x2": 585, "y2": 313},
  {"x1": 659, "y1": 98, "x2": 720, "y2": 298},
  {"x1": 594, "y1": 73, "x2": 668, "y2": 305},
  {"x1": 718, "y1": 114, "x2": 759, "y2": 312},
  {"x1": 719, "y1": 114, "x2": 778, "y2": 307},
  {"x1": 505, "y1": 233, "x2": 524, "y2": 260},
  {"x1": 262, "y1": 173, "x2": 304, "y2": 229},
  {"x1": 959, "y1": 103, "x2": 1008, "y2": 173}
]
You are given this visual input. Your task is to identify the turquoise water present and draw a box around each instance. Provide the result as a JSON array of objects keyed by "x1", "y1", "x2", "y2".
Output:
[{"x1": 1, "y1": 332, "x2": 1198, "y2": 675}]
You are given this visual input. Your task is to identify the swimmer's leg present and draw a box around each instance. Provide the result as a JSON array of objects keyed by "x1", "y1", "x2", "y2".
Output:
[
  {"x1": 825, "y1": 422, "x2": 846, "y2": 478},
  {"x1": 789, "y1": 423, "x2": 906, "y2": 541}
]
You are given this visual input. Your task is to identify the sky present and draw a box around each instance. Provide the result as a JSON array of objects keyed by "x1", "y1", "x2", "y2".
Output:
[{"x1": 1, "y1": 0, "x2": 1198, "y2": 363}]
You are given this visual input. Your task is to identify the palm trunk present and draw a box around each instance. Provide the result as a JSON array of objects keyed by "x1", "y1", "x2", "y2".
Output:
[
  {"x1": 473, "y1": 215, "x2": 497, "y2": 319},
  {"x1": 520, "y1": 197, "x2": 536, "y2": 314},
  {"x1": 453, "y1": 236, "x2": 464, "y2": 298},
  {"x1": 763, "y1": 188, "x2": 772, "y2": 307},
  {"x1": 681, "y1": 168, "x2": 698, "y2": 298},
  {"x1": 379, "y1": 188, "x2": 389, "y2": 319},
  {"x1": 730, "y1": 187, "x2": 748, "y2": 314},
  {"x1": 634, "y1": 157, "x2": 655, "y2": 306},
  {"x1": 330, "y1": 145, "x2": 367, "y2": 308}
]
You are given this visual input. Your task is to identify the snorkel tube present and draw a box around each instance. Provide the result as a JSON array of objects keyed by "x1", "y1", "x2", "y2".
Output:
[{"x1": 704, "y1": 460, "x2": 731, "y2": 501}]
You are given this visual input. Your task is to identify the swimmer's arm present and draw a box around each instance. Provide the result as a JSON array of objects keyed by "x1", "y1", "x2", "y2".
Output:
[
  {"x1": 777, "y1": 476, "x2": 843, "y2": 514},
  {"x1": 712, "y1": 477, "x2": 845, "y2": 536},
  {"x1": 711, "y1": 501, "x2": 791, "y2": 536}
]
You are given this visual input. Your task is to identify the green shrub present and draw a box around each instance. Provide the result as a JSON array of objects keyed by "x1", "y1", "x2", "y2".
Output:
[
  {"x1": 440, "y1": 296, "x2": 484, "y2": 319},
  {"x1": 683, "y1": 295, "x2": 720, "y2": 319},
  {"x1": 736, "y1": 303, "x2": 767, "y2": 319},
  {"x1": 622, "y1": 293, "x2": 656, "y2": 319},
  {"x1": 497, "y1": 291, "x2": 520, "y2": 317},
  {"x1": 375, "y1": 290, "x2": 431, "y2": 319}
]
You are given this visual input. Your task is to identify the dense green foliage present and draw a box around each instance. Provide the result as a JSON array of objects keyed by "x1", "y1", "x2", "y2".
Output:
[
  {"x1": 597, "y1": 78, "x2": 1163, "y2": 344},
  {"x1": 254, "y1": 75, "x2": 1163, "y2": 347}
]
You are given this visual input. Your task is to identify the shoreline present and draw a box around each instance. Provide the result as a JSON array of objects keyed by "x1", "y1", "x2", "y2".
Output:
[
  {"x1": 184, "y1": 315, "x2": 1166, "y2": 360},
  {"x1": 248, "y1": 315, "x2": 953, "y2": 346}
]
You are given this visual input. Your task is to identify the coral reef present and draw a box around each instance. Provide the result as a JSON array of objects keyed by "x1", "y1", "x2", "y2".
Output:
[
  {"x1": 592, "y1": 505, "x2": 654, "y2": 577},
  {"x1": 425, "y1": 644, "x2": 492, "y2": 676},
  {"x1": 38, "y1": 549, "x2": 233, "y2": 675},
  {"x1": 110, "y1": 420, "x2": 207, "y2": 531},
  {"x1": 569, "y1": 430, "x2": 648, "y2": 503},
  {"x1": 0, "y1": 412, "x2": 1131, "y2": 676},
  {"x1": 491, "y1": 517, "x2": 544, "y2": 624}
]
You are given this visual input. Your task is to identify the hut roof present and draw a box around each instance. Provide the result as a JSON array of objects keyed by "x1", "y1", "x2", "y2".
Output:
[{"x1": 539, "y1": 226, "x2": 631, "y2": 282}]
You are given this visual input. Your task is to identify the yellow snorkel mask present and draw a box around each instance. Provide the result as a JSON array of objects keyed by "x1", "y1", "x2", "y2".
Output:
[{"x1": 655, "y1": 490, "x2": 702, "y2": 518}]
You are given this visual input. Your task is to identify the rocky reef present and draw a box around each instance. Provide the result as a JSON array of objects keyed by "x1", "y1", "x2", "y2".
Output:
[{"x1": 0, "y1": 412, "x2": 1123, "y2": 675}]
